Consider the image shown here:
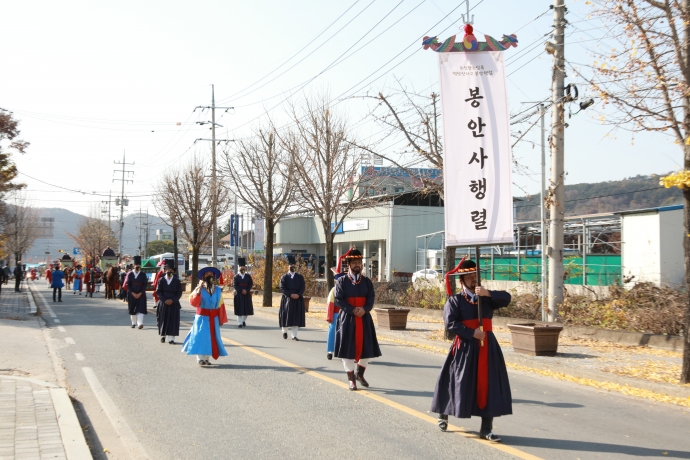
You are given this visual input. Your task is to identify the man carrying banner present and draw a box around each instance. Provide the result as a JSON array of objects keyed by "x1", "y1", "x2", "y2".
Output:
[
  {"x1": 278, "y1": 255, "x2": 305, "y2": 341},
  {"x1": 126, "y1": 257, "x2": 148, "y2": 329},
  {"x1": 430, "y1": 258, "x2": 512, "y2": 442},
  {"x1": 233, "y1": 258, "x2": 254, "y2": 328},
  {"x1": 334, "y1": 249, "x2": 380, "y2": 391}
]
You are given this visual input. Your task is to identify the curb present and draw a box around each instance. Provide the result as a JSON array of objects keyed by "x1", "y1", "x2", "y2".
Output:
[
  {"x1": 25, "y1": 285, "x2": 37, "y2": 315},
  {"x1": 0, "y1": 375, "x2": 92, "y2": 460}
]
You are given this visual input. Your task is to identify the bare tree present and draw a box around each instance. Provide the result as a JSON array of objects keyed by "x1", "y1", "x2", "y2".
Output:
[
  {"x1": 2, "y1": 193, "x2": 39, "y2": 264},
  {"x1": 154, "y1": 156, "x2": 231, "y2": 289},
  {"x1": 221, "y1": 123, "x2": 294, "y2": 307},
  {"x1": 360, "y1": 86, "x2": 459, "y2": 283},
  {"x1": 67, "y1": 207, "x2": 118, "y2": 266},
  {"x1": 282, "y1": 93, "x2": 372, "y2": 291},
  {"x1": 577, "y1": 0, "x2": 690, "y2": 382}
]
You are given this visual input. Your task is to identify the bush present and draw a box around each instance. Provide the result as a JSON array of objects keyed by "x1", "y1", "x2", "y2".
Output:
[
  {"x1": 496, "y1": 282, "x2": 685, "y2": 336},
  {"x1": 248, "y1": 254, "x2": 319, "y2": 296}
]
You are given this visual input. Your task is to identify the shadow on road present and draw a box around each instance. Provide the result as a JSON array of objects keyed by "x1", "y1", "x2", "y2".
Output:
[
  {"x1": 512, "y1": 399, "x2": 584, "y2": 409},
  {"x1": 505, "y1": 436, "x2": 690, "y2": 458},
  {"x1": 373, "y1": 361, "x2": 439, "y2": 370}
]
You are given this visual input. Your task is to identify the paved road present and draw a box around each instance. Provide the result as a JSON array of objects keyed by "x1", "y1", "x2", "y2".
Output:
[{"x1": 31, "y1": 282, "x2": 689, "y2": 460}]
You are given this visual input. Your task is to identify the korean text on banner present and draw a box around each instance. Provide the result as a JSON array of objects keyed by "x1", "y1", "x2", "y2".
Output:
[{"x1": 439, "y1": 51, "x2": 514, "y2": 246}]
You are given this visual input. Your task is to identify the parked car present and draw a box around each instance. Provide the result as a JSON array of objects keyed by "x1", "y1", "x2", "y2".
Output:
[{"x1": 411, "y1": 269, "x2": 441, "y2": 283}]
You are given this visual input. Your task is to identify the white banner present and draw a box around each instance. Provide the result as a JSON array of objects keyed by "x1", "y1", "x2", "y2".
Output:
[{"x1": 439, "y1": 51, "x2": 514, "y2": 246}]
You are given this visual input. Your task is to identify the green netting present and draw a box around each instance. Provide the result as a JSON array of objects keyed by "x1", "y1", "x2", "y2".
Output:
[{"x1": 465, "y1": 255, "x2": 622, "y2": 286}]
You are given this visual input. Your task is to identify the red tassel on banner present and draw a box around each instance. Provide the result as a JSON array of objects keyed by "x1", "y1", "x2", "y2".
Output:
[{"x1": 445, "y1": 256, "x2": 466, "y2": 296}]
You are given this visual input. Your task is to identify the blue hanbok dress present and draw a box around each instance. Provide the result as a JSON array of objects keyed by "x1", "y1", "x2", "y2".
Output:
[
  {"x1": 73, "y1": 269, "x2": 83, "y2": 291},
  {"x1": 182, "y1": 285, "x2": 228, "y2": 359}
]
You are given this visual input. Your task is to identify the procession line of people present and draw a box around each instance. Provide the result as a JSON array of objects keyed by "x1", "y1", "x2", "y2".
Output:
[{"x1": 48, "y1": 248, "x2": 513, "y2": 442}]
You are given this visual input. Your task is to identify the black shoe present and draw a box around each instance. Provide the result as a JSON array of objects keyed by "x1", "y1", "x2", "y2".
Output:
[
  {"x1": 203, "y1": 360, "x2": 211, "y2": 366},
  {"x1": 238, "y1": 324, "x2": 243, "y2": 328},
  {"x1": 58, "y1": 299, "x2": 62, "y2": 302},
  {"x1": 243, "y1": 321, "x2": 246, "y2": 327},
  {"x1": 479, "y1": 433, "x2": 501, "y2": 443},
  {"x1": 131, "y1": 324, "x2": 136, "y2": 328},
  {"x1": 160, "y1": 337, "x2": 166, "y2": 343},
  {"x1": 438, "y1": 414, "x2": 448, "y2": 432},
  {"x1": 347, "y1": 371, "x2": 357, "y2": 391},
  {"x1": 356, "y1": 364, "x2": 369, "y2": 388},
  {"x1": 198, "y1": 360, "x2": 205, "y2": 366},
  {"x1": 138, "y1": 325, "x2": 143, "y2": 329},
  {"x1": 327, "y1": 352, "x2": 333, "y2": 360},
  {"x1": 292, "y1": 337, "x2": 299, "y2": 341},
  {"x1": 283, "y1": 332, "x2": 288, "y2": 339},
  {"x1": 168, "y1": 340, "x2": 175, "y2": 344}
]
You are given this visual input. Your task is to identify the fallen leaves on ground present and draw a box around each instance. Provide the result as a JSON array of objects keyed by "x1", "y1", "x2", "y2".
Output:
[
  {"x1": 506, "y1": 363, "x2": 690, "y2": 409},
  {"x1": 600, "y1": 359, "x2": 687, "y2": 386}
]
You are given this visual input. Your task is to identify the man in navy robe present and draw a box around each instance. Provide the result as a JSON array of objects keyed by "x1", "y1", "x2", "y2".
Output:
[
  {"x1": 156, "y1": 259, "x2": 182, "y2": 344},
  {"x1": 233, "y1": 257, "x2": 254, "y2": 328},
  {"x1": 334, "y1": 249, "x2": 381, "y2": 391},
  {"x1": 430, "y1": 258, "x2": 512, "y2": 442},
  {"x1": 126, "y1": 256, "x2": 148, "y2": 329},
  {"x1": 278, "y1": 255, "x2": 305, "y2": 341}
]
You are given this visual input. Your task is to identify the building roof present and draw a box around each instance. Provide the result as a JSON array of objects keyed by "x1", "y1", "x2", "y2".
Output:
[{"x1": 615, "y1": 204, "x2": 683, "y2": 216}]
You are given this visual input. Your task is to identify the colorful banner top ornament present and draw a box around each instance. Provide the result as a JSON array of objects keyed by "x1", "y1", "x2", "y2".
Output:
[{"x1": 422, "y1": 24, "x2": 518, "y2": 53}]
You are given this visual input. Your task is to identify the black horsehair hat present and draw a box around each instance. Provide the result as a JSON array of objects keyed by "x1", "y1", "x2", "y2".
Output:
[
  {"x1": 287, "y1": 255, "x2": 296, "y2": 265},
  {"x1": 238, "y1": 257, "x2": 247, "y2": 267},
  {"x1": 164, "y1": 259, "x2": 175, "y2": 270},
  {"x1": 133, "y1": 256, "x2": 142, "y2": 266}
]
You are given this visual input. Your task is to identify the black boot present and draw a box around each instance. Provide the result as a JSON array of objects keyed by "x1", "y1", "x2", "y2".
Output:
[
  {"x1": 438, "y1": 414, "x2": 448, "y2": 432},
  {"x1": 347, "y1": 371, "x2": 357, "y2": 391},
  {"x1": 356, "y1": 364, "x2": 369, "y2": 388},
  {"x1": 479, "y1": 417, "x2": 501, "y2": 442}
]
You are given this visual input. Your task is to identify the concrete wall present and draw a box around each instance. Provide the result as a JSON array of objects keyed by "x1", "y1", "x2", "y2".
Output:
[
  {"x1": 622, "y1": 212, "x2": 660, "y2": 287},
  {"x1": 659, "y1": 208, "x2": 685, "y2": 288},
  {"x1": 389, "y1": 205, "x2": 444, "y2": 277}
]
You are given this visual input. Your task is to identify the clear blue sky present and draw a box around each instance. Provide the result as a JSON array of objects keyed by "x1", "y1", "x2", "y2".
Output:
[{"x1": 0, "y1": 0, "x2": 679, "y2": 219}]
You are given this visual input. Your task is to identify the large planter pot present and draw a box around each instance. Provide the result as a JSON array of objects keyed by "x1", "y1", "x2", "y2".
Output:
[
  {"x1": 303, "y1": 296, "x2": 311, "y2": 312},
  {"x1": 374, "y1": 307, "x2": 411, "y2": 330},
  {"x1": 507, "y1": 323, "x2": 564, "y2": 356}
]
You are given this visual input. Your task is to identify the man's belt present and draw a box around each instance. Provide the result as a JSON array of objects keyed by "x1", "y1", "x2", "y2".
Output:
[
  {"x1": 346, "y1": 296, "x2": 367, "y2": 361},
  {"x1": 451, "y1": 318, "x2": 492, "y2": 410},
  {"x1": 196, "y1": 307, "x2": 221, "y2": 360}
]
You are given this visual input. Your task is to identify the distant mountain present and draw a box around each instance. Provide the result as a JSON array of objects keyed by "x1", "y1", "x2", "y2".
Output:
[
  {"x1": 24, "y1": 208, "x2": 172, "y2": 264},
  {"x1": 514, "y1": 174, "x2": 682, "y2": 222}
]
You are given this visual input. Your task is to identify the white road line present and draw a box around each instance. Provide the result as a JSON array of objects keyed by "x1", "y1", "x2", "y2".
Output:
[
  {"x1": 29, "y1": 285, "x2": 57, "y2": 318},
  {"x1": 74, "y1": 353, "x2": 85, "y2": 361},
  {"x1": 65, "y1": 337, "x2": 76, "y2": 345},
  {"x1": 57, "y1": 326, "x2": 66, "y2": 333},
  {"x1": 82, "y1": 367, "x2": 149, "y2": 460}
]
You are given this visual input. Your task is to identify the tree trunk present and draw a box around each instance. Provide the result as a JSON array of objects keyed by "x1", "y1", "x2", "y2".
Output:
[
  {"x1": 682, "y1": 0, "x2": 690, "y2": 385},
  {"x1": 263, "y1": 219, "x2": 275, "y2": 307},
  {"x1": 173, "y1": 224, "x2": 179, "y2": 273},
  {"x1": 191, "y1": 229, "x2": 199, "y2": 290},
  {"x1": 683, "y1": 188, "x2": 690, "y2": 383},
  {"x1": 325, "y1": 231, "x2": 334, "y2": 291}
]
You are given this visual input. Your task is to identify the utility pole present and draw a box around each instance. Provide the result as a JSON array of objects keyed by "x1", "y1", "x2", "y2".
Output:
[
  {"x1": 195, "y1": 85, "x2": 234, "y2": 268},
  {"x1": 547, "y1": 0, "x2": 566, "y2": 322},
  {"x1": 137, "y1": 204, "x2": 142, "y2": 256},
  {"x1": 114, "y1": 151, "x2": 134, "y2": 262},
  {"x1": 540, "y1": 104, "x2": 548, "y2": 322},
  {"x1": 144, "y1": 209, "x2": 150, "y2": 259}
]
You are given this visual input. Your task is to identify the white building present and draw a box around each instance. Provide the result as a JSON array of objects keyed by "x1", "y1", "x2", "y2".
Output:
[
  {"x1": 620, "y1": 205, "x2": 684, "y2": 288},
  {"x1": 273, "y1": 193, "x2": 444, "y2": 281}
]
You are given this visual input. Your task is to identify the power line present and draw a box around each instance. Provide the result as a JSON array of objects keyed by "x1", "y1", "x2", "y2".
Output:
[{"x1": 515, "y1": 186, "x2": 671, "y2": 208}]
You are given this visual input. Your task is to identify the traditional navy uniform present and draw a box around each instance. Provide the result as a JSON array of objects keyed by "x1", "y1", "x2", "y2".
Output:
[{"x1": 233, "y1": 258, "x2": 254, "y2": 328}]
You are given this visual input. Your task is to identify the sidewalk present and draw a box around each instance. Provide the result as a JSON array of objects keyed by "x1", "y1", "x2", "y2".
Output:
[
  {"x1": 236, "y1": 293, "x2": 690, "y2": 406},
  {"x1": 0, "y1": 284, "x2": 91, "y2": 460}
]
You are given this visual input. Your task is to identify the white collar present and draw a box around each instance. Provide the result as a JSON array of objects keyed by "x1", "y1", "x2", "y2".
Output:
[
  {"x1": 348, "y1": 272, "x2": 360, "y2": 282},
  {"x1": 239, "y1": 272, "x2": 246, "y2": 279},
  {"x1": 287, "y1": 271, "x2": 295, "y2": 278},
  {"x1": 134, "y1": 270, "x2": 140, "y2": 276},
  {"x1": 165, "y1": 275, "x2": 173, "y2": 285}
]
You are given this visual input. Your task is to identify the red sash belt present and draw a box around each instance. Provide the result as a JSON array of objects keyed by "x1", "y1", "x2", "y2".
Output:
[
  {"x1": 347, "y1": 297, "x2": 367, "y2": 361},
  {"x1": 451, "y1": 318, "x2": 492, "y2": 410},
  {"x1": 196, "y1": 307, "x2": 220, "y2": 360}
]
